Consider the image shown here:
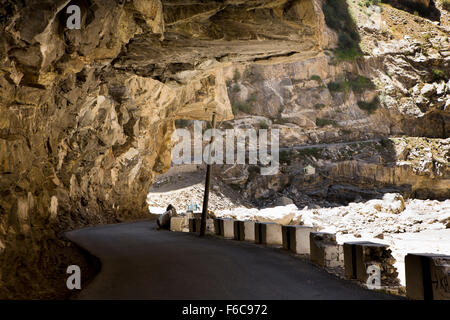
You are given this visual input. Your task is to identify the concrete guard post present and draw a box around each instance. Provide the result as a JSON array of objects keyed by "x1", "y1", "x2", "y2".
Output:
[
  {"x1": 282, "y1": 225, "x2": 292, "y2": 250},
  {"x1": 282, "y1": 225, "x2": 316, "y2": 254},
  {"x1": 205, "y1": 218, "x2": 215, "y2": 235},
  {"x1": 223, "y1": 218, "x2": 235, "y2": 239},
  {"x1": 243, "y1": 221, "x2": 255, "y2": 242},
  {"x1": 189, "y1": 218, "x2": 201, "y2": 233},
  {"x1": 343, "y1": 241, "x2": 397, "y2": 287},
  {"x1": 189, "y1": 218, "x2": 214, "y2": 234},
  {"x1": 310, "y1": 232, "x2": 342, "y2": 268},
  {"x1": 234, "y1": 220, "x2": 245, "y2": 241},
  {"x1": 214, "y1": 218, "x2": 224, "y2": 236},
  {"x1": 255, "y1": 222, "x2": 282, "y2": 246},
  {"x1": 254, "y1": 222, "x2": 263, "y2": 244},
  {"x1": 405, "y1": 253, "x2": 450, "y2": 300},
  {"x1": 170, "y1": 216, "x2": 186, "y2": 232}
]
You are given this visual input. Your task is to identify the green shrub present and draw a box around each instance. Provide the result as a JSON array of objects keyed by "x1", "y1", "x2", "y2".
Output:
[
  {"x1": 340, "y1": 129, "x2": 352, "y2": 135},
  {"x1": 334, "y1": 47, "x2": 364, "y2": 62},
  {"x1": 297, "y1": 148, "x2": 321, "y2": 157},
  {"x1": 314, "y1": 103, "x2": 326, "y2": 109},
  {"x1": 232, "y1": 83, "x2": 241, "y2": 92},
  {"x1": 338, "y1": 33, "x2": 356, "y2": 49},
  {"x1": 432, "y1": 69, "x2": 448, "y2": 82},
  {"x1": 310, "y1": 75, "x2": 322, "y2": 82},
  {"x1": 323, "y1": 0, "x2": 362, "y2": 61},
  {"x1": 232, "y1": 101, "x2": 252, "y2": 114},
  {"x1": 357, "y1": 97, "x2": 380, "y2": 114},
  {"x1": 279, "y1": 150, "x2": 292, "y2": 164},
  {"x1": 350, "y1": 76, "x2": 376, "y2": 93},
  {"x1": 327, "y1": 81, "x2": 346, "y2": 92},
  {"x1": 316, "y1": 118, "x2": 337, "y2": 127},
  {"x1": 328, "y1": 76, "x2": 375, "y2": 94}
]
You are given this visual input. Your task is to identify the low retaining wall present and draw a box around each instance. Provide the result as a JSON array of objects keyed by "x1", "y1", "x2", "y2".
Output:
[
  {"x1": 223, "y1": 219, "x2": 235, "y2": 239},
  {"x1": 189, "y1": 218, "x2": 201, "y2": 233},
  {"x1": 187, "y1": 218, "x2": 214, "y2": 234},
  {"x1": 234, "y1": 221, "x2": 245, "y2": 241},
  {"x1": 405, "y1": 253, "x2": 450, "y2": 300},
  {"x1": 282, "y1": 225, "x2": 316, "y2": 254},
  {"x1": 214, "y1": 218, "x2": 235, "y2": 238},
  {"x1": 309, "y1": 232, "x2": 343, "y2": 268},
  {"x1": 255, "y1": 222, "x2": 282, "y2": 246},
  {"x1": 344, "y1": 241, "x2": 399, "y2": 288},
  {"x1": 170, "y1": 216, "x2": 187, "y2": 232}
]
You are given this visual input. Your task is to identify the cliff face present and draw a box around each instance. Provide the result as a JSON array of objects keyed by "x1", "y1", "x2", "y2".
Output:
[
  {"x1": 214, "y1": 0, "x2": 449, "y2": 205},
  {"x1": 0, "y1": 0, "x2": 326, "y2": 298},
  {"x1": 223, "y1": 2, "x2": 450, "y2": 144}
]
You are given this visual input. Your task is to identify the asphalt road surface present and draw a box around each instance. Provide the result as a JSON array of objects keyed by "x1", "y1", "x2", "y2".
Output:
[{"x1": 65, "y1": 220, "x2": 402, "y2": 300}]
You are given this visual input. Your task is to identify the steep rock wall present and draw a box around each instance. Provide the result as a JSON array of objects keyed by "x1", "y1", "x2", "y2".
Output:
[
  {"x1": 0, "y1": 0, "x2": 322, "y2": 298},
  {"x1": 213, "y1": 0, "x2": 449, "y2": 206}
]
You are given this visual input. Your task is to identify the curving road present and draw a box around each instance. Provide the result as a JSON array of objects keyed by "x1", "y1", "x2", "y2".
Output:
[{"x1": 65, "y1": 220, "x2": 402, "y2": 300}]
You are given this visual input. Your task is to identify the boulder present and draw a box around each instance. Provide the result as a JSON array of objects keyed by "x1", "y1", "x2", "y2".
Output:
[
  {"x1": 282, "y1": 225, "x2": 316, "y2": 254},
  {"x1": 157, "y1": 205, "x2": 177, "y2": 229},
  {"x1": 255, "y1": 204, "x2": 298, "y2": 225}
]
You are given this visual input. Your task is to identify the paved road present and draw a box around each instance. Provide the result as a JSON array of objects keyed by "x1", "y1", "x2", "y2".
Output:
[{"x1": 65, "y1": 220, "x2": 402, "y2": 300}]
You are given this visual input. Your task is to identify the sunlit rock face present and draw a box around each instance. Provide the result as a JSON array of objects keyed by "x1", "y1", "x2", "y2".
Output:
[
  {"x1": 0, "y1": 0, "x2": 324, "y2": 298},
  {"x1": 213, "y1": 0, "x2": 450, "y2": 208},
  {"x1": 114, "y1": 0, "x2": 325, "y2": 79}
]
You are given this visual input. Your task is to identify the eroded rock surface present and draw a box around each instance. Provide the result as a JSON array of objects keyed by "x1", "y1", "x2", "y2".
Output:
[{"x1": 0, "y1": 0, "x2": 327, "y2": 298}]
